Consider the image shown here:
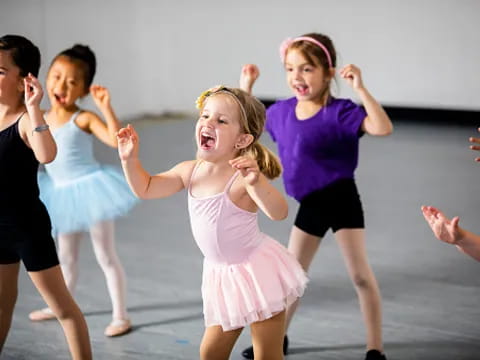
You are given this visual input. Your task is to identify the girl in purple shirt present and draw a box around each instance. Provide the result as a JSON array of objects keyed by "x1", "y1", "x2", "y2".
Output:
[{"x1": 240, "y1": 32, "x2": 393, "y2": 360}]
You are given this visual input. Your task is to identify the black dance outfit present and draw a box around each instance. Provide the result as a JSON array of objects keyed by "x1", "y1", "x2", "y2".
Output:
[{"x1": 0, "y1": 114, "x2": 59, "y2": 272}]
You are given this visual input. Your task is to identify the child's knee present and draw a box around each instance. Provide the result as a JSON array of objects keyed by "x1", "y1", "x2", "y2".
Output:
[
  {"x1": 58, "y1": 251, "x2": 78, "y2": 268},
  {"x1": 199, "y1": 342, "x2": 228, "y2": 360},
  {"x1": 200, "y1": 342, "x2": 214, "y2": 359},
  {"x1": 352, "y1": 273, "x2": 370, "y2": 288},
  {"x1": 351, "y1": 271, "x2": 378, "y2": 290},
  {"x1": 96, "y1": 252, "x2": 119, "y2": 271},
  {"x1": 51, "y1": 302, "x2": 80, "y2": 321}
]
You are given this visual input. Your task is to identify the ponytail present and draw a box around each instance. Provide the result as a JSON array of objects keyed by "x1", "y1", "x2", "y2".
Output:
[{"x1": 245, "y1": 142, "x2": 282, "y2": 180}]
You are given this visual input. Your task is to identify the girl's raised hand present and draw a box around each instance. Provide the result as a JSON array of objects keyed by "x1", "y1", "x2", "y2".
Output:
[
  {"x1": 117, "y1": 124, "x2": 139, "y2": 161},
  {"x1": 469, "y1": 128, "x2": 480, "y2": 162},
  {"x1": 229, "y1": 155, "x2": 260, "y2": 186},
  {"x1": 90, "y1": 85, "x2": 111, "y2": 110},
  {"x1": 24, "y1": 74, "x2": 43, "y2": 107},
  {"x1": 239, "y1": 64, "x2": 260, "y2": 94},
  {"x1": 421, "y1": 205, "x2": 461, "y2": 245},
  {"x1": 339, "y1": 64, "x2": 364, "y2": 91}
]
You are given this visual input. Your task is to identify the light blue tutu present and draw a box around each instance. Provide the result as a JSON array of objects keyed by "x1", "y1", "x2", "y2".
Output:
[
  {"x1": 38, "y1": 110, "x2": 139, "y2": 234},
  {"x1": 38, "y1": 166, "x2": 138, "y2": 234}
]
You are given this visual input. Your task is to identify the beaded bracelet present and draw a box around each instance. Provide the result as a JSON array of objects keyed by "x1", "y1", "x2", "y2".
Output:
[{"x1": 32, "y1": 124, "x2": 49, "y2": 135}]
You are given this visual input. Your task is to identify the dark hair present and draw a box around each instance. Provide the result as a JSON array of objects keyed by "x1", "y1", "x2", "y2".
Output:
[
  {"x1": 289, "y1": 33, "x2": 337, "y2": 71},
  {"x1": 53, "y1": 44, "x2": 96, "y2": 89},
  {"x1": 0, "y1": 34, "x2": 41, "y2": 77}
]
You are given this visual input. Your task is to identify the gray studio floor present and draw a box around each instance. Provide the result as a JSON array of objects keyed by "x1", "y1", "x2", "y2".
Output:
[{"x1": 3, "y1": 115, "x2": 480, "y2": 360}]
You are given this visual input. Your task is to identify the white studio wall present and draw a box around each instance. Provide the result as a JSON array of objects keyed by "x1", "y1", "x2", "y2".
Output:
[{"x1": 2, "y1": 0, "x2": 479, "y2": 119}]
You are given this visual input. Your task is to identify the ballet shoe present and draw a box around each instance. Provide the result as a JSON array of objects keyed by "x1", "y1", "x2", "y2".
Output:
[
  {"x1": 241, "y1": 334, "x2": 289, "y2": 359},
  {"x1": 365, "y1": 349, "x2": 387, "y2": 360},
  {"x1": 29, "y1": 308, "x2": 56, "y2": 321},
  {"x1": 104, "y1": 318, "x2": 132, "y2": 337}
]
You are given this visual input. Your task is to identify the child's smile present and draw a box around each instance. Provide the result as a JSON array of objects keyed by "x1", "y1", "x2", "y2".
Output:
[
  {"x1": 200, "y1": 130, "x2": 216, "y2": 151},
  {"x1": 285, "y1": 49, "x2": 330, "y2": 103},
  {"x1": 293, "y1": 83, "x2": 309, "y2": 97},
  {"x1": 46, "y1": 56, "x2": 87, "y2": 109},
  {"x1": 196, "y1": 94, "x2": 242, "y2": 160}
]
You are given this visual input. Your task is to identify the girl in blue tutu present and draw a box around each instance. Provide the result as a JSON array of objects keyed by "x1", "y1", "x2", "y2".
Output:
[{"x1": 28, "y1": 44, "x2": 137, "y2": 337}]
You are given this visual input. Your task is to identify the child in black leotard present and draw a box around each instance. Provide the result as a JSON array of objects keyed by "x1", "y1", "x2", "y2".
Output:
[{"x1": 0, "y1": 34, "x2": 92, "y2": 360}]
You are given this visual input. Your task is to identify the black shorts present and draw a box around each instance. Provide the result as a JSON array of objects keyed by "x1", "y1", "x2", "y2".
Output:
[
  {"x1": 294, "y1": 178, "x2": 365, "y2": 238},
  {"x1": 0, "y1": 205, "x2": 59, "y2": 272}
]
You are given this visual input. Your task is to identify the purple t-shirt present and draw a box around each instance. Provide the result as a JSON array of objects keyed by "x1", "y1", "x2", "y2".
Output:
[{"x1": 266, "y1": 97, "x2": 367, "y2": 201}]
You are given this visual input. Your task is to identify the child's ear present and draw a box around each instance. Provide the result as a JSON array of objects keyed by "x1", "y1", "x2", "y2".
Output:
[
  {"x1": 328, "y1": 67, "x2": 336, "y2": 80},
  {"x1": 17, "y1": 77, "x2": 25, "y2": 93},
  {"x1": 236, "y1": 134, "x2": 254, "y2": 149}
]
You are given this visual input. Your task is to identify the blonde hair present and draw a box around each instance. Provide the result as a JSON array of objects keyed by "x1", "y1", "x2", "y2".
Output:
[{"x1": 196, "y1": 86, "x2": 282, "y2": 179}]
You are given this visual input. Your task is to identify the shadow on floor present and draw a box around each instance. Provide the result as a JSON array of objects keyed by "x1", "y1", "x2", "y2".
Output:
[
  {"x1": 82, "y1": 299, "x2": 203, "y2": 317},
  {"x1": 287, "y1": 340, "x2": 480, "y2": 357},
  {"x1": 130, "y1": 313, "x2": 204, "y2": 331}
]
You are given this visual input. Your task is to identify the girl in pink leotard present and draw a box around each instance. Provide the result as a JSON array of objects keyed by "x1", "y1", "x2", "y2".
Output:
[{"x1": 117, "y1": 86, "x2": 307, "y2": 360}]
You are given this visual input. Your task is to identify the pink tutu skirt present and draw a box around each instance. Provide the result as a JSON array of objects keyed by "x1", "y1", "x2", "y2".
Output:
[{"x1": 201, "y1": 235, "x2": 308, "y2": 331}]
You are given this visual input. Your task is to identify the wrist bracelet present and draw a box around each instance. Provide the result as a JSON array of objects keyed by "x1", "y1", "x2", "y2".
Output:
[{"x1": 32, "y1": 124, "x2": 49, "y2": 135}]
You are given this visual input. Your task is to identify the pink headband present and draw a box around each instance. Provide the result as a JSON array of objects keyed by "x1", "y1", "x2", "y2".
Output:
[{"x1": 279, "y1": 36, "x2": 333, "y2": 68}]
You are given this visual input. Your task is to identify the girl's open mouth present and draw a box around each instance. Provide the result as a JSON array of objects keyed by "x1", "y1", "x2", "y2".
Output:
[
  {"x1": 54, "y1": 93, "x2": 67, "y2": 105},
  {"x1": 200, "y1": 132, "x2": 216, "y2": 150},
  {"x1": 294, "y1": 84, "x2": 309, "y2": 96}
]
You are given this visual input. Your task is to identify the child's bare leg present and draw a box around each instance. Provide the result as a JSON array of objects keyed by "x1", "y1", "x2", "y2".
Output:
[
  {"x1": 29, "y1": 232, "x2": 82, "y2": 321},
  {"x1": 250, "y1": 311, "x2": 286, "y2": 360},
  {"x1": 0, "y1": 263, "x2": 20, "y2": 353},
  {"x1": 285, "y1": 226, "x2": 321, "y2": 330},
  {"x1": 200, "y1": 325, "x2": 242, "y2": 360},
  {"x1": 335, "y1": 229, "x2": 383, "y2": 352},
  {"x1": 29, "y1": 265, "x2": 92, "y2": 360}
]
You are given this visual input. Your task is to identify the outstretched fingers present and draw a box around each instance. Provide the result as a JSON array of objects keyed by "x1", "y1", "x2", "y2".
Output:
[
  {"x1": 421, "y1": 205, "x2": 461, "y2": 244},
  {"x1": 422, "y1": 206, "x2": 436, "y2": 228},
  {"x1": 469, "y1": 134, "x2": 480, "y2": 161},
  {"x1": 421, "y1": 205, "x2": 447, "y2": 232},
  {"x1": 117, "y1": 124, "x2": 139, "y2": 151}
]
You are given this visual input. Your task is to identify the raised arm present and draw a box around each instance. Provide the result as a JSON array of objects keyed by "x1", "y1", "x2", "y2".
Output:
[
  {"x1": 421, "y1": 205, "x2": 480, "y2": 262},
  {"x1": 88, "y1": 85, "x2": 121, "y2": 148},
  {"x1": 22, "y1": 74, "x2": 57, "y2": 163},
  {"x1": 230, "y1": 156, "x2": 288, "y2": 220},
  {"x1": 340, "y1": 64, "x2": 393, "y2": 136},
  {"x1": 239, "y1": 64, "x2": 260, "y2": 95},
  {"x1": 117, "y1": 124, "x2": 190, "y2": 199}
]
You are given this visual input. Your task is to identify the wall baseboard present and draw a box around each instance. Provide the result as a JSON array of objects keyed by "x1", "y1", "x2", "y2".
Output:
[
  {"x1": 259, "y1": 99, "x2": 480, "y2": 125},
  {"x1": 383, "y1": 106, "x2": 480, "y2": 125}
]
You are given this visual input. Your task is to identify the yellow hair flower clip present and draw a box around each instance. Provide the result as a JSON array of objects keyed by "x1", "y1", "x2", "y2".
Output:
[{"x1": 195, "y1": 85, "x2": 225, "y2": 109}]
